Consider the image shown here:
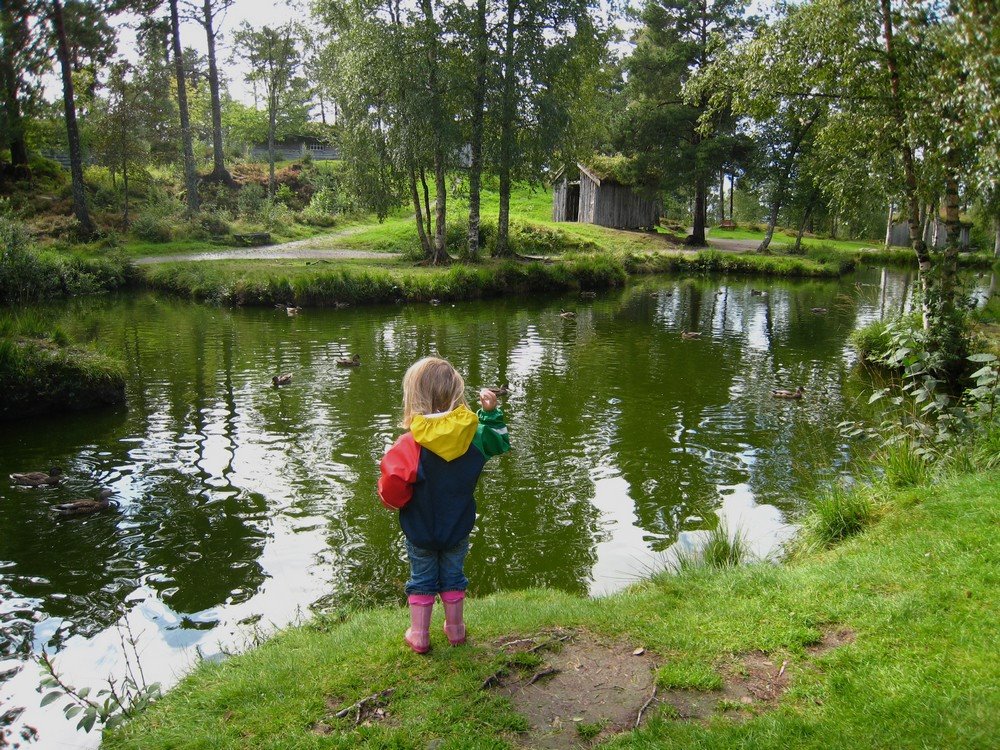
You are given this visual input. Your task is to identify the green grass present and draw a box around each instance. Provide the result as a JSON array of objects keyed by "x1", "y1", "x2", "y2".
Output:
[
  {"x1": 105, "y1": 466, "x2": 1000, "y2": 749},
  {"x1": 656, "y1": 659, "x2": 724, "y2": 691},
  {"x1": 708, "y1": 226, "x2": 997, "y2": 269}
]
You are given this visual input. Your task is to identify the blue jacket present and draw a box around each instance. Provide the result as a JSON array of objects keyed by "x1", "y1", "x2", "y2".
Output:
[{"x1": 378, "y1": 406, "x2": 510, "y2": 550}]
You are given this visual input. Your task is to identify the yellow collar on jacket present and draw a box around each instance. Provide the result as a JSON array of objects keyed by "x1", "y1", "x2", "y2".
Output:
[{"x1": 410, "y1": 405, "x2": 478, "y2": 461}]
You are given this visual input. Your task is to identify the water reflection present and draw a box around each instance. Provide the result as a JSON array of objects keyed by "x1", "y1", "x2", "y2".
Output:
[{"x1": 0, "y1": 268, "x2": 993, "y2": 746}]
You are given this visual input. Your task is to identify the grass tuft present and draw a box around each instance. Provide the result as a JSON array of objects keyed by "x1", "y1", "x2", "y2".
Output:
[
  {"x1": 801, "y1": 485, "x2": 875, "y2": 550},
  {"x1": 877, "y1": 441, "x2": 931, "y2": 488}
]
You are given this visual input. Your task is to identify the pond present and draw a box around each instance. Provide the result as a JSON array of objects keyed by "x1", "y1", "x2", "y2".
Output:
[{"x1": 0, "y1": 268, "x2": 989, "y2": 746}]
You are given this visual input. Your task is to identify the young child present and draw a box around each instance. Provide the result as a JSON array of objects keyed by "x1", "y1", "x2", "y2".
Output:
[{"x1": 378, "y1": 357, "x2": 510, "y2": 654}]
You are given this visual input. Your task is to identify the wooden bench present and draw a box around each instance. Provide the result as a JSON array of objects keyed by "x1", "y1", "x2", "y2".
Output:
[
  {"x1": 233, "y1": 232, "x2": 272, "y2": 247},
  {"x1": 719, "y1": 220, "x2": 737, "y2": 229}
]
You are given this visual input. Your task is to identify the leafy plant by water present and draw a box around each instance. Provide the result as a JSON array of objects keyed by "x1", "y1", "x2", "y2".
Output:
[{"x1": 37, "y1": 620, "x2": 160, "y2": 733}]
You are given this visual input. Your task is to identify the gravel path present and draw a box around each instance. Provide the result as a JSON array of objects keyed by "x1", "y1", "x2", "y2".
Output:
[{"x1": 133, "y1": 226, "x2": 388, "y2": 265}]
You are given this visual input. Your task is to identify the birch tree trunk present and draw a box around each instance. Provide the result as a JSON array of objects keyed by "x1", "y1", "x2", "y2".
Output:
[
  {"x1": 409, "y1": 165, "x2": 432, "y2": 256},
  {"x1": 466, "y1": 0, "x2": 488, "y2": 257},
  {"x1": 884, "y1": 202, "x2": 893, "y2": 251},
  {"x1": 880, "y1": 0, "x2": 931, "y2": 328},
  {"x1": 495, "y1": 0, "x2": 517, "y2": 257}
]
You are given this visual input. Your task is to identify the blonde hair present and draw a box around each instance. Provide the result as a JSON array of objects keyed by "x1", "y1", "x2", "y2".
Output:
[{"x1": 401, "y1": 357, "x2": 468, "y2": 428}]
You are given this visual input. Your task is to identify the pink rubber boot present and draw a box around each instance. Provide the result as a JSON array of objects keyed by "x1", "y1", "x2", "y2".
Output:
[
  {"x1": 440, "y1": 591, "x2": 466, "y2": 646},
  {"x1": 405, "y1": 594, "x2": 434, "y2": 654}
]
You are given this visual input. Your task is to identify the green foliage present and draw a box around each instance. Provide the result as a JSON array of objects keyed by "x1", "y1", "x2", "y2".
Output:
[
  {"x1": 237, "y1": 184, "x2": 267, "y2": 219},
  {"x1": 38, "y1": 649, "x2": 160, "y2": 734},
  {"x1": 0, "y1": 216, "x2": 137, "y2": 304}
]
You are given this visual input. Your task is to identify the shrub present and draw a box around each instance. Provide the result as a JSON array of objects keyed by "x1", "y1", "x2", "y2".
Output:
[
  {"x1": 200, "y1": 211, "x2": 231, "y2": 238},
  {"x1": 238, "y1": 184, "x2": 267, "y2": 219},
  {"x1": 0, "y1": 216, "x2": 57, "y2": 302},
  {"x1": 275, "y1": 183, "x2": 295, "y2": 207},
  {"x1": 130, "y1": 214, "x2": 173, "y2": 243}
]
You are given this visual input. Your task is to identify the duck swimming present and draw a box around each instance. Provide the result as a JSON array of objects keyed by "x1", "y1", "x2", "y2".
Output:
[
  {"x1": 54, "y1": 489, "x2": 118, "y2": 516},
  {"x1": 337, "y1": 354, "x2": 361, "y2": 367},
  {"x1": 559, "y1": 309, "x2": 577, "y2": 319},
  {"x1": 273, "y1": 373, "x2": 293, "y2": 386},
  {"x1": 486, "y1": 384, "x2": 510, "y2": 397},
  {"x1": 10, "y1": 467, "x2": 62, "y2": 487},
  {"x1": 772, "y1": 386, "x2": 805, "y2": 399},
  {"x1": 681, "y1": 331, "x2": 701, "y2": 340}
]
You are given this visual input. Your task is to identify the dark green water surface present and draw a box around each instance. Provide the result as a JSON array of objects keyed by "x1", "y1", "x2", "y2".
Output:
[{"x1": 1, "y1": 268, "x2": 957, "y2": 746}]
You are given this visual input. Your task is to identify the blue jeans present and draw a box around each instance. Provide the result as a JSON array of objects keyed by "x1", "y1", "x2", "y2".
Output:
[{"x1": 404, "y1": 536, "x2": 469, "y2": 596}]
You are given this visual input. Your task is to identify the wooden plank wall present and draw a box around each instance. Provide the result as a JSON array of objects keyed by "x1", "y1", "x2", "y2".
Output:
[
  {"x1": 552, "y1": 178, "x2": 568, "y2": 222},
  {"x1": 579, "y1": 173, "x2": 599, "y2": 223},
  {"x1": 553, "y1": 171, "x2": 659, "y2": 229},
  {"x1": 594, "y1": 182, "x2": 658, "y2": 229}
]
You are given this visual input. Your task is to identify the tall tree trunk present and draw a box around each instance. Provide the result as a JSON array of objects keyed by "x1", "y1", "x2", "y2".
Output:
[
  {"x1": 409, "y1": 164, "x2": 432, "y2": 256},
  {"x1": 758, "y1": 195, "x2": 780, "y2": 253},
  {"x1": 50, "y1": 0, "x2": 93, "y2": 236},
  {"x1": 267, "y1": 107, "x2": 276, "y2": 198},
  {"x1": 689, "y1": 171, "x2": 707, "y2": 245},
  {"x1": 794, "y1": 201, "x2": 814, "y2": 253},
  {"x1": 420, "y1": 167, "x2": 431, "y2": 241},
  {"x1": 495, "y1": 0, "x2": 517, "y2": 257},
  {"x1": 994, "y1": 218, "x2": 999, "y2": 258},
  {"x1": 880, "y1": 0, "x2": 930, "y2": 313},
  {"x1": 202, "y1": 0, "x2": 232, "y2": 184},
  {"x1": 718, "y1": 169, "x2": 725, "y2": 223},
  {"x1": 729, "y1": 172, "x2": 734, "y2": 219},
  {"x1": 170, "y1": 0, "x2": 199, "y2": 214},
  {"x1": 0, "y1": 0, "x2": 29, "y2": 173},
  {"x1": 122, "y1": 163, "x2": 130, "y2": 226},
  {"x1": 883, "y1": 202, "x2": 894, "y2": 250},
  {"x1": 419, "y1": 0, "x2": 445, "y2": 263},
  {"x1": 467, "y1": 0, "x2": 487, "y2": 257}
]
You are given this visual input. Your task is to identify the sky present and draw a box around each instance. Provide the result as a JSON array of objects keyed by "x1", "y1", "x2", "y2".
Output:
[{"x1": 113, "y1": 0, "x2": 307, "y2": 105}]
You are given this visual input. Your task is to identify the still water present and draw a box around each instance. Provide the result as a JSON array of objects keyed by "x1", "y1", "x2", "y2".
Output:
[{"x1": 0, "y1": 268, "x2": 970, "y2": 747}]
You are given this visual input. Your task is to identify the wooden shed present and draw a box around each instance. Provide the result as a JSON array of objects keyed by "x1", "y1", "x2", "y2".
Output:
[{"x1": 552, "y1": 162, "x2": 659, "y2": 230}]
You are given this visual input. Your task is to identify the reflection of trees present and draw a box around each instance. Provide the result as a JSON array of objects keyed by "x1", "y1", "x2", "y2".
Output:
[{"x1": 136, "y1": 306, "x2": 266, "y2": 616}]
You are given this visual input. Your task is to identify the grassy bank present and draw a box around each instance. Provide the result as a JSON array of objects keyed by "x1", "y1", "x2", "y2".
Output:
[
  {"x1": 708, "y1": 226, "x2": 997, "y2": 269},
  {"x1": 105, "y1": 462, "x2": 999, "y2": 749},
  {"x1": 0, "y1": 318, "x2": 126, "y2": 420},
  {"x1": 141, "y1": 249, "x2": 850, "y2": 307}
]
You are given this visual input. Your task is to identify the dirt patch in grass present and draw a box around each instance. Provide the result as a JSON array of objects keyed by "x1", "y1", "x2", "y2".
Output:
[
  {"x1": 486, "y1": 629, "x2": 656, "y2": 748},
  {"x1": 656, "y1": 650, "x2": 791, "y2": 722},
  {"x1": 485, "y1": 625, "x2": 858, "y2": 744},
  {"x1": 806, "y1": 625, "x2": 857, "y2": 655}
]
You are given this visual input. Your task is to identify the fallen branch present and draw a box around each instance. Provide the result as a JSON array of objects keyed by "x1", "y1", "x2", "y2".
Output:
[
  {"x1": 480, "y1": 669, "x2": 506, "y2": 691},
  {"x1": 528, "y1": 633, "x2": 572, "y2": 653},
  {"x1": 635, "y1": 685, "x2": 658, "y2": 728},
  {"x1": 527, "y1": 667, "x2": 559, "y2": 685}
]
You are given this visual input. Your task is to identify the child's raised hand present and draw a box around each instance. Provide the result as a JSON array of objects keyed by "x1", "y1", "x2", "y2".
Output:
[{"x1": 479, "y1": 389, "x2": 497, "y2": 411}]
